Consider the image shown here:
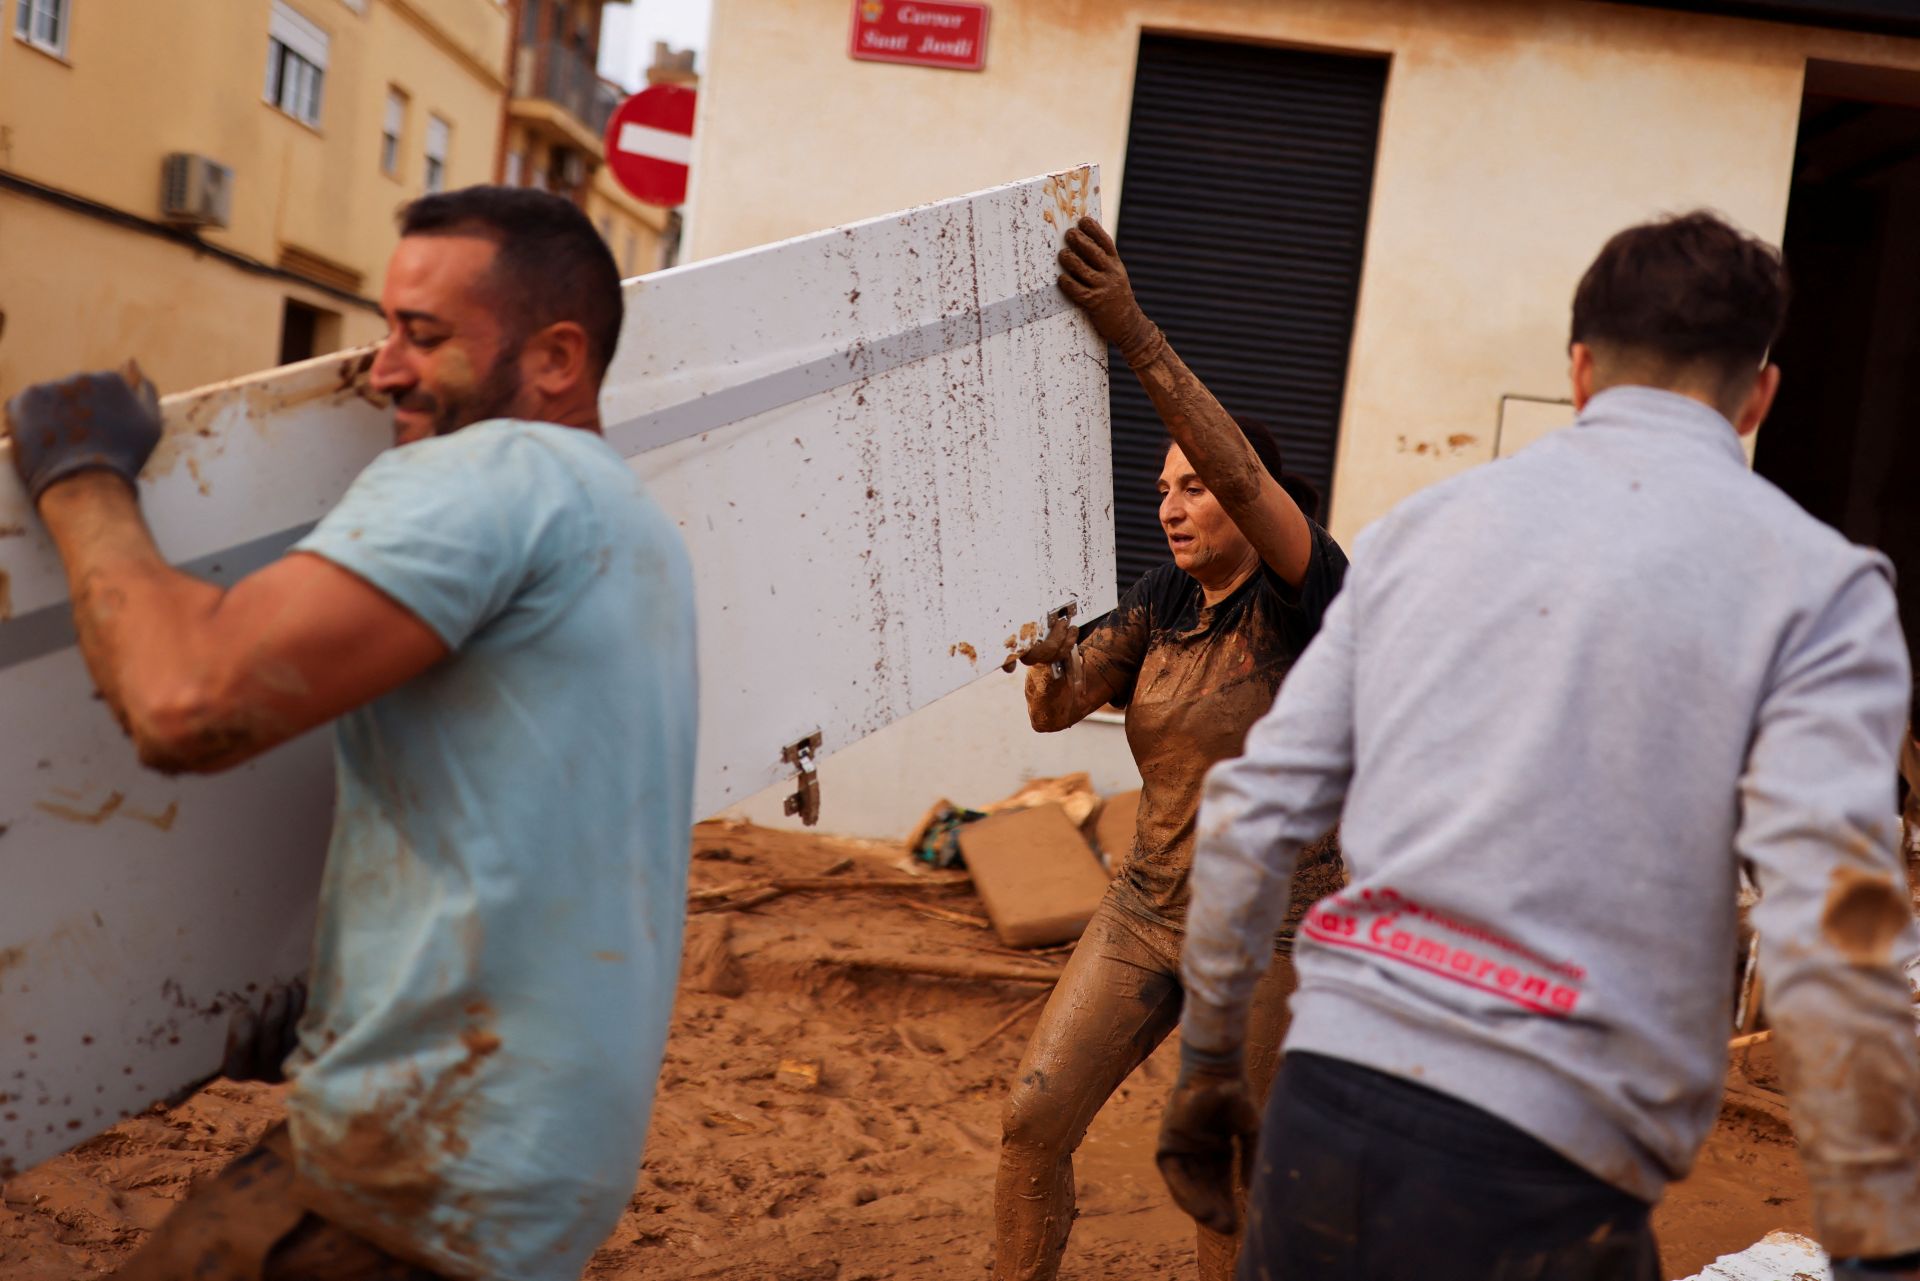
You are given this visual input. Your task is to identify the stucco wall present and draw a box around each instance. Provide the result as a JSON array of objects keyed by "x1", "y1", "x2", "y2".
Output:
[
  {"x1": 0, "y1": 0, "x2": 506, "y2": 392},
  {"x1": 693, "y1": 0, "x2": 1920, "y2": 838},
  {"x1": 0, "y1": 191, "x2": 385, "y2": 400}
]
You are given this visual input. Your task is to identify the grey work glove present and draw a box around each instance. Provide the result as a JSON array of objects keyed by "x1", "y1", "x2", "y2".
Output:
[
  {"x1": 1156, "y1": 1041, "x2": 1260, "y2": 1235},
  {"x1": 220, "y1": 977, "x2": 308, "y2": 1084},
  {"x1": 3, "y1": 363, "x2": 164, "y2": 502},
  {"x1": 1056, "y1": 217, "x2": 1165, "y2": 367}
]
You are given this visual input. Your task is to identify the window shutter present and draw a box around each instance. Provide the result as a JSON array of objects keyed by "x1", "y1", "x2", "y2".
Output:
[
  {"x1": 1106, "y1": 35, "x2": 1386, "y2": 588},
  {"x1": 269, "y1": 1, "x2": 329, "y2": 70}
]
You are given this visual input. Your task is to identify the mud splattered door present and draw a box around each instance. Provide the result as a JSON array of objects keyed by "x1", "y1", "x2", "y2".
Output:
[{"x1": 0, "y1": 168, "x2": 1114, "y2": 1174}]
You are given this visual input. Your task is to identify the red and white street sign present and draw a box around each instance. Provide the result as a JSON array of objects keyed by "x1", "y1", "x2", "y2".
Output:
[
  {"x1": 848, "y1": 0, "x2": 989, "y2": 72},
  {"x1": 604, "y1": 84, "x2": 697, "y2": 207}
]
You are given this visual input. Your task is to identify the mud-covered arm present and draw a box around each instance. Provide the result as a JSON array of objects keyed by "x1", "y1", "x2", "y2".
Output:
[
  {"x1": 1058, "y1": 218, "x2": 1315, "y2": 586},
  {"x1": 1739, "y1": 558, "x2": 1920, "y2": 1260},
  {"x1": 1023, "y1": 591, "x2": 1151, "y2": 733},
  {"x1": 1180, "y1": 583, "x2": 1358, "y2": 1055},
  {"x1": 37, "y1": 474, "x2": 447, "y2": 774}
]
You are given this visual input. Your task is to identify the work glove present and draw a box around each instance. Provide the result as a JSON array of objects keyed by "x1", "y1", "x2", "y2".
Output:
[
  {"x1": 220, "y1": 977, "x2": 308, "y2": 1084},
  {"x1": 1017, "y1": 612, "x2": 1077, "y2": 669},
  {"x1": 1156, "y1": 1040, "x2": 1260, "y2": 1235},
  {"x1": 3, "y1": 363, "x2": 164, "y2": 502},
  {"x1": 1056, "y1": 217, "x2": 1165, "y2": 368}
]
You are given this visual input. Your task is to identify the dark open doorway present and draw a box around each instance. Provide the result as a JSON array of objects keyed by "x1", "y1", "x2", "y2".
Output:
[{"x1": 1754, "y1": 62, "x2": 1920, "y2": 721}]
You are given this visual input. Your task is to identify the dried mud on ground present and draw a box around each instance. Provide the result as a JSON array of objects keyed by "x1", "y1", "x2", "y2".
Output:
[{"x1": 1, "y1": 821, "x2": 1810, "y2": 1280}]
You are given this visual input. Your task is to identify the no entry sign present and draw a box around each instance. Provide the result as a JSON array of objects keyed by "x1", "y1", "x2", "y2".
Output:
[
  {"x1": 605, "y1": 84, "x2": 696, "y2": 207},
  {"x1": 849, "y1": 0, "x2": 989, "y2": 72}
]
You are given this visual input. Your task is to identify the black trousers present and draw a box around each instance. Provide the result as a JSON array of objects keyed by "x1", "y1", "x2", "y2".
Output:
[{"x1": 1238, "y1": 1051, "x2": 1661, "y2": 1281}]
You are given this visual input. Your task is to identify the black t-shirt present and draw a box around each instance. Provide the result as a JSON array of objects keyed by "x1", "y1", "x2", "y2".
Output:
[{"x1": 1077, "y1": 521, "x2": 1347, "y2": 924}]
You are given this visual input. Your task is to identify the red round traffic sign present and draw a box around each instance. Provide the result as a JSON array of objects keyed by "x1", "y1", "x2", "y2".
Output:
[{"x1": 604, "y1": 84, "x2": 696, "y2": 207}]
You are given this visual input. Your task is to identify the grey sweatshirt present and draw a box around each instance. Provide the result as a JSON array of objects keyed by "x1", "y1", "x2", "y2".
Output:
[{"x1": 1181, "y1": 386, "x2": 1920, "y2": 1257}]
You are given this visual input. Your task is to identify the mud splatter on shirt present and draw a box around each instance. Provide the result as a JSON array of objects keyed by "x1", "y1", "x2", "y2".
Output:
[{"x1": 1080, "y1": 522, "x2": 1346, "y2": 928}]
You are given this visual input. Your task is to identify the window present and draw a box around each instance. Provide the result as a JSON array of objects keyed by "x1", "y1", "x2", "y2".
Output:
[
  {"x1": 265, "y1": 1, "x2": 328, "y2": 127},
  {"x1": 424, "y1": 115, "x2": 450, "y2": 193},
  {"x1": 380, "y1": 88, "x2": 406, "y2": 176},
  {"x1": 504, "y1": 149, "x2": 524, "y2": 187},
  {"x1": 14, "y1": 0, "x2": 70, "y2": 55}
]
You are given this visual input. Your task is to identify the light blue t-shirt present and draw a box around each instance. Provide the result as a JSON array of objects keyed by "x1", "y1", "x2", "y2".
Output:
[{"x1": 282, "y1": 419, "x2": 696, "y2": 1281}]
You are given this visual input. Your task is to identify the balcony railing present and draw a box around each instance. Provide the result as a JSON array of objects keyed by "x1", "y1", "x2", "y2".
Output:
[{"x1": 514, "y1": 39, "x2": 623, "y2": 141}]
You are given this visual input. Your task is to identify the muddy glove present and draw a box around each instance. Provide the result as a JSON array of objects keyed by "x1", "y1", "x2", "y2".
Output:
[
  {"x1": 1017, "y1": 612, "x2": 1077, "y2": 669},
  {"x1": 1056, "y1": 217, "x2": 1166, "y2": 368},
  {"x1": 1156, "y1": 1041, "x2": 1260, "y2": 1235},
  {"x1": 220, "y1": 977, "x2": 308, "y2": 1084},
  {"x1": 3, "y1": 363, "x2": 163, "y2": 502}
]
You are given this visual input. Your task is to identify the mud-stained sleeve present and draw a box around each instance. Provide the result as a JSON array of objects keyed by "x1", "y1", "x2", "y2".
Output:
[
  {"x1": 1025, "y1": 579, "x2": 1153, "y2": 732},
  {"x1": 1180, "y1": 575, "x2": 1358, "y2": 1055},
  {"x1": 1738, "y1": 555, "x2": 1920, "y2": 1259}
]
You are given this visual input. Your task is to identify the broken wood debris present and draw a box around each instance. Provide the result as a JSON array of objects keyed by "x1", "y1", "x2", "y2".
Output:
[
  {"x1": 906, "y1": 900, "x2": 991, "y2": 929},
  {"x1": 957, "y1": 990, "x2": 1053, "y2": 1059},
  {"x1": 687, "y1": 872, "x2": 973, "y2": 915},
  {"x1": 814, "y1": 950, "x2": 1063, "y2": 985}
]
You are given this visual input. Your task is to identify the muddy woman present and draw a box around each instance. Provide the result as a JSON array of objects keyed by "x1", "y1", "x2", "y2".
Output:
[{"x1": 992, "y1": 217, "x2": 1348, "y2": 1281}]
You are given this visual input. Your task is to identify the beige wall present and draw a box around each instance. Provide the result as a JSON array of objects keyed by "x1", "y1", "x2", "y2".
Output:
[
  {"x1": 690, "y1": 0, "x2": 1920, "y2": 543},
  {"x1": 0, "y1": 0, "x2": 508, "y2": 394},
  {"x1": 0, "y1": 191, "x2": 385, "y2": 395}
]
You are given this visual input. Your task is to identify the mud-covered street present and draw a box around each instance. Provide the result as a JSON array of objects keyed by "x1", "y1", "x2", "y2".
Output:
[{"x1": 0, "y1": 821, "x2": 1813, "y2": 1281}]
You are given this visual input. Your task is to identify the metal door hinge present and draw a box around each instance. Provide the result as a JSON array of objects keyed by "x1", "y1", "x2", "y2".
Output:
[{"x1": 782, "y1": 731, "x2": 823, "y2": 827}]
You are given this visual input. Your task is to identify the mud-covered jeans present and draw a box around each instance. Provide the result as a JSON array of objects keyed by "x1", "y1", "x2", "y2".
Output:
[
  {"x1": 1239, "y1": 1051, "x2": 1660, "y2": 1281},
  {"x1": 994, "y1": 890, "x2": 1296, "y2": 1281},
  {"x1": 110, "y1": 1122, "x2": 449, "y2": 1281}
]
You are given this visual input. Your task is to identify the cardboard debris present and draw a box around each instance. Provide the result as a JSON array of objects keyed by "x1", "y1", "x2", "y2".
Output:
[
  {"x1": 1085, "y1": 789, "x2": 1140, "y2": 872},
  {"x1": 986, "y1": 772, "x2": 1099, "y2": 827},
  {"x1": 958, "y1": 802, "x2": 1108, "y2": 948}
]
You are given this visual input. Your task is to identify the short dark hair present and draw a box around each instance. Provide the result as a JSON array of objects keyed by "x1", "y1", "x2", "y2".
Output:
[
  {"x1": 1570, "y1": 211, "x2": 1789, "y2": 392},
  {"x1": 398, "y1": 186, "x2": 624, "y2": 381}
]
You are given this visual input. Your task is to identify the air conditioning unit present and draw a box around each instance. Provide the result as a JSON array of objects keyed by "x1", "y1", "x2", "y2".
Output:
[{"x1": 160, "y1": 153, "x2": 234, "y2": 230}]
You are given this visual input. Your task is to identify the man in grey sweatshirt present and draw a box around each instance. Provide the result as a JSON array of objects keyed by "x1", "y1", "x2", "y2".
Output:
[{"x1": 1161, "y1": 211, "x2": 1920, "y2": 1280}]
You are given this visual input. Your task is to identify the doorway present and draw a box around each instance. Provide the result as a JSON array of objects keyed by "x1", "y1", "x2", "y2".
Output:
[{"x1": 1755, "y1": 62, "x2": 1920, "y2": 721}]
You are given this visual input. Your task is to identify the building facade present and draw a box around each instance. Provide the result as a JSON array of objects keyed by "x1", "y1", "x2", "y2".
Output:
[
  {"x1": 0, "y1": 0, "x2": 673, "y2": 399},
  {"x1": 501, "y1": 0, "x2": 671, "y2": 280},
  {"x1": 689, "y1": 0, "x2": 1920, "y2": 835},
  {"x1": 0, "y1": 0, "x2": 512, "y2": 393}
]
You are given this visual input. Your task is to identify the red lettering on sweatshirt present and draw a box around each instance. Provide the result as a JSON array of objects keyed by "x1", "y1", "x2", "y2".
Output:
[{"x1": 1302, "y1": 888, "x2": 1584, "y2": 1017}]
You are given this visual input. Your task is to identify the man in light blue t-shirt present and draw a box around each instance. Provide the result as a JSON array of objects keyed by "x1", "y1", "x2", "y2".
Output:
[{"x1": 4, "y1": 187, "x2": 695, "y2": 1280}]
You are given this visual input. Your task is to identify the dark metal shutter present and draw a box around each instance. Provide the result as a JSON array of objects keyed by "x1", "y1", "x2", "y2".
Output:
[{"x1": 1107, "y1": 34, "x2": 1386, "y2": 590}]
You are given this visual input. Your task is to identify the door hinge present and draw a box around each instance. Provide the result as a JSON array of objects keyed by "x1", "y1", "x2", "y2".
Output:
[{"x1": 782, "y1": 731, "x2": 823, "y2": 827}]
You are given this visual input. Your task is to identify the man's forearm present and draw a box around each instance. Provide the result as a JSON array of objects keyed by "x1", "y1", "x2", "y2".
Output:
[{"x1": 37, "y1": 476, "x2": 253, "y2": 771}]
